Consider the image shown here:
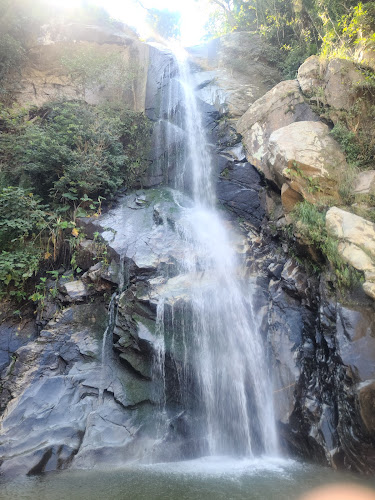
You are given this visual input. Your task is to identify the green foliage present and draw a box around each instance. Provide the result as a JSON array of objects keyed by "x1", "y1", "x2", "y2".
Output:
[
  {"x1": 0, "y1": 101, "x2": 151, "y2": 204},
  {"x1": 0, "y1": 99, "x2": 150, "y2": 301},
  {"x1": 146, "y1": 8, "x2": 181, "y2": 39},
  {"x1": 0, "y1": 33, "x2": 25, "y2": 85},
  {"x1": 0, "y1": 186, "x2": 49, "y2": 298},
  {"x1": 205, "y1": 1, "x2": 375, "y2": 77},
  {"x1": 320, "y1": 2, "x2": 375, "y2": 60},
  {"x1": 0, "y1": 247, "x2": 42, "y2": 300},
  {"x1": 280, "y1": 43, "x2": 318, "y2": 79},
  {"x1": 330, "y1": 116, "x2": 375, "y2": 202},
  {"x1": 330, "y1": 122, "x2": 362, "y2": 165},
  {"x1": 284, "y1": 161, "x2": 323, "y2": 194},
  {"x1": 291, "y1": 202, "x2": 364, "y2": 289},
  {"x1": 0, "y1": 1, "x2": 149, "y2": 303},
  {"x1": 0, "y1": 187, "x2": 48, "y2": 247},
  {"x1": 93, "y1": 231, "x2": 110, "y2": 268}
]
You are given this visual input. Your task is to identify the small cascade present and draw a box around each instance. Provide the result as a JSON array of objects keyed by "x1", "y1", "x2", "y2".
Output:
[
  {"x1": 98, "y1": 292, "x2": 117, "y2": 404},
  {"x1": 151, "y1": 54, "x2": 188, "y2": 190},
  {"x1": 98, "y1": 254, "x2": 127, "y2": 404},
  {"x1": 153, "y1": 297, "x2": 167, "y2": 408}
]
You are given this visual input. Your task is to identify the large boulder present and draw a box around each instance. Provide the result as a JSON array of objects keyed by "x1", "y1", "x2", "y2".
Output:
[
  {"x1": 326, "y1": 207, "x2": 375, "y2": 299},
  {"x1": 267, "y1": 121, "x2": 345, "y2": 210},
  {"x1": 188, "y1": 32, "x2": 281, "y2": 117},
  {"x1": 237, "y1": 80, "x2": 319, "y2": 179},
  {"x1": 354, "y1": 170, "x2": 375, "y2": 195},
  {"x1": 297, "y1": 55, "x2": 323, "y2": 96},
  {"x1": 298, "y1": 56, "x2": 366, "y2": 112}
]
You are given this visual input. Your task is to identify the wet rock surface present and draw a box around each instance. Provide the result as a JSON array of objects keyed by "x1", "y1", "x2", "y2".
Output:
[
  {"x1": 244, "y1": 231, "x2": 375, "y2": 473},
  {"x1": 216, "y1": 162, "x2": 265, "y2": 227},
  {"x1": 0, "y1": 188, "x2": 248, "y2": 475},
  {"x1": 0, "y1": 303, "x2": 108, "y2": 475},
  {"x1": 1, "y1": 33, "x2": 375, "y2": 478}
]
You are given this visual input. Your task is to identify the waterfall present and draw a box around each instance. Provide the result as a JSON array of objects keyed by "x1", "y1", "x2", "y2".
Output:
[{"x1": 153, "y1": 49, "x2": 279, "y2": 457}]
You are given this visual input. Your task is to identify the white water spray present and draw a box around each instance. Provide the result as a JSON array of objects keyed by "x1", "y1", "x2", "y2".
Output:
[{"x1": 153, "y1": 48, "x2": 278, "y2": 456}]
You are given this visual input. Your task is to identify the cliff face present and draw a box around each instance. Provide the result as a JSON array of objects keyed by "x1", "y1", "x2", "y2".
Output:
[
  {"x1": 5, "y1": 22, "x2": 149, "y2": 112},
  {"x1": 0, "y1": 27, "x2": 375, "y2": 476}
]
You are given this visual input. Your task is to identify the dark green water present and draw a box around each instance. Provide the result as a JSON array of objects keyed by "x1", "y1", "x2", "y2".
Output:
[{"x1": 1, "y1": 457, "x2": 374, "y2": 500}]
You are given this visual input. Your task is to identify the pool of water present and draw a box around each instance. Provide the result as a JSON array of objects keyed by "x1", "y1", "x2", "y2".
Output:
[{"x1": 1, "y1": 457, "x2": 374, "y2": 500}]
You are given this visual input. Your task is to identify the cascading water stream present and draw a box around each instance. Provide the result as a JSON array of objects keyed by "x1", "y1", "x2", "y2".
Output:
[
  {"x1": 153, "y1": 48, "x2": 279, "y2": 457},
  {"x1": 98, "y1": 292, "x2": 117, "y2": 405},
  {"x1": 99, "y1": 256, "x2": 126, "y2": 405}
]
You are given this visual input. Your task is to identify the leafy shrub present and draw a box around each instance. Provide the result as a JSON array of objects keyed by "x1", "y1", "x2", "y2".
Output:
[
  {"x1": 204, "y1": 0, "x2": 374, "y2": 77},
  {"x1": 320, "y1": 2, "x2": 375, "y2": 61},
  {"x1": 280, "y1": 43, "x2": 318, "y2": 79},
  {"x1": 0, "y1": 100, "x2": 151, "y2": 301},
  {"x1": 0, "y1": 186, "x2": 50, "y2": 298},
  {"x1": 0, "y1": 247, "x2": 42, "y2": 299},
  {"x1": 0, "y1": 101, "x2": 151, "y2": 205},
  {"x1": 0, "y1": 186, "x2": 48, "y2": 247},
  {"x1": 330, "y1": 123, "x2": 362, "y2": 166}
]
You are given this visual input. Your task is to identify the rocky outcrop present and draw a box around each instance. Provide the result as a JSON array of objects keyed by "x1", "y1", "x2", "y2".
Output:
[
  {"x1": 1, "y1": 30, "x2": 375, "y2": 478},
  {"x1": 0, "y1": 318, "x2": 38, "y2": 388},
  {"x1": 298, "y1": 56, "x2": 366, "y2": 112},
  {"x1": 354, "y1": 171, "x2": 375, "y2": 195},
  {"x1": 217, "y1": 161, "x2": 265, "y2": 227},
  {"x1": 7, "y1": 23, "x2": 149, "y2": 111},
  {"x1": 189, "y1": 32, "x2": 281, "y2": 117},
  {"x1": 143, "y1": 38, "x2": 267, "y2": 228},
  {"x1": 236, "y1": 77, "x2": 350, "y2": 212},
  {"x1": 1, "y1": 188, "x2": 249, "y2": 474},
  {"x1": 268, "y1": 121, "x2": 346, "y2": 211},
  {"x1": 237, "y1": 79, "x2": 319, "y2": 178},
  {"x1": 297, "y1": 55, "x2": 374, "y2": 148},
  {"x1": 243, "y1": 232, "x2": 375, "y2": 474},
  {"x1": 0, "y1": 303, "x2": 110, "y2": 475},
  {"x1": 144, "y1": 46, "x2": 180, "y2": 187},
  {"x1": 326, "y1": 207, "x2": 375, "y2": 299}
]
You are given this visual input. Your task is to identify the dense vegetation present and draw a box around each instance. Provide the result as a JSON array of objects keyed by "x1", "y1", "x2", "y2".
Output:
[
  {"x1": 0, "y1": 100, "x2": 151, "y2": 301},
  {"x1": 0, "y1": 1, "x2": 151, "y2": 303},
  {"x1": 205, "y1": 0, "x2": 375, "y2": 78},
  {"x1": 0, "y1": 0, "x2": 374, "y2": 303}
]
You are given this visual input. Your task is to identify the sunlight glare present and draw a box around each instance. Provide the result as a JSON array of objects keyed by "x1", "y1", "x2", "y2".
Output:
[
  {"x1": 45, "y1": 0, "x2": 83, "y2": 8},
  {"x1": 43, "y1": 0, "x2": 210, "y2": 47}
]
